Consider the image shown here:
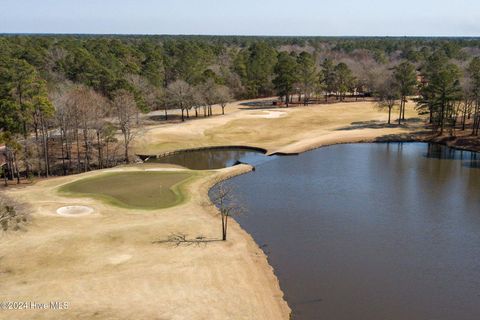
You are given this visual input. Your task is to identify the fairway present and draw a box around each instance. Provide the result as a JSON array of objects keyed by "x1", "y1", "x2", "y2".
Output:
[{"x1": 59, "y1": 171, "x2": 194, "y2": 209}]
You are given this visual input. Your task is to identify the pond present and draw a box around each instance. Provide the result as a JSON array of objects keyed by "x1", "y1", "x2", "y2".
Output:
[
  {"x1": 144, "y1": 147, "x2": 272, "y2": 170},
  {"x1": 212, "y1": 143, "x2": 480, "y2": 320}
]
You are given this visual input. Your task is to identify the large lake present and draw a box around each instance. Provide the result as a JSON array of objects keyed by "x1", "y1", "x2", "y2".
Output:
[{"x1": 214, "y1": 143, "x2": 480, "y2": 320}]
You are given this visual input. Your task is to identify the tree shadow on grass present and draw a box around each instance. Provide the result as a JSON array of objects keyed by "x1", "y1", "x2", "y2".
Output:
[
  {"x1": 373, "y1": 129, "x2": 432, "y2": 142},
  {"x1": 336, "y1": 118, "x2": 424, "y2": 131},
  {"x1": 152, "y1": 233, "x2": 222, "y2": 247},
  {"x1": 147, "y1": 115, "x2": 184, "y2": 122}
]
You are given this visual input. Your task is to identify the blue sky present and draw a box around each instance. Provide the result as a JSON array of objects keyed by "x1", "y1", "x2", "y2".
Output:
[{"x1": 1, "y1": 0, "x2": 479, "y2": 36}]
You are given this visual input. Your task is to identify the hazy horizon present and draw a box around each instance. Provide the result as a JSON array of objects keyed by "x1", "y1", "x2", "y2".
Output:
[
  {"x1": 1, "y1": 0, "x2": 479, "y2": 37},
  {"x1": 1, "y1": 33, "x2": 480, "y2": 38}
]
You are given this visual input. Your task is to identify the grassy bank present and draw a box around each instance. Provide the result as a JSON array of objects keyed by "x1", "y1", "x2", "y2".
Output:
[{"x1": 1, "y1": 100, "x2": 428, "y2": 320}]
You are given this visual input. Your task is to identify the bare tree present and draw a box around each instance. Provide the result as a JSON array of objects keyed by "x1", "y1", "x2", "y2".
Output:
[
  {"x1": 376, "y1": 76, "x2": 400, "y2": 125},
  {"x1": 90, "y1": 95, "x2": 109, "y2": 169},
  {"x1": 113, "y1": 90, "x2": 138, "y2": 163},
  {"x1": 166, "y1": 80, "x2": 193, "y2": 122},
  {"x1": 192, "y1": 87, "x2": 206, "y2": 118},
  {"x1": 52, "y1": 86, "x2": 73, "y2": 175},
  {"x1": 214, "y1": 85, "x2": 233, "y2": 115},
  {"x1": 200, "y1": 79, "x2": 217, "y2": 116},
  {"x1": 153, "y1": 232, "x2": 220, "y2": 247},
  {"x1": 82, "y1": 88, "x2": 103, "y2": 171},
  {"x1": 126, "y1": 74, "x2": 164, "y2": 123},
  {"x1": 211, "y1": 182, "x2": 243, "y2": 241},
  {"x1": 64, "y1": 86, "x2": 85, "y2": 172},
  {"x1": 52, "y1": 83, "x2": 109, "y2": 174}
]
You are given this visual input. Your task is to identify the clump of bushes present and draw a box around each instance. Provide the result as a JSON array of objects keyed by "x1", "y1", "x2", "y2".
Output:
[{"x1": 0, "y1": 197, "x2": 30, "y2": 232}]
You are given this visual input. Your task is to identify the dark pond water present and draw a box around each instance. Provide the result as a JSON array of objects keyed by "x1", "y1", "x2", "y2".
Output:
[
  {"x1": 145, "y1": 147, "x2": 272, "y2": 170},
  {"x1": 213, "y1": 143, "x2": 480, "y2": 320}
]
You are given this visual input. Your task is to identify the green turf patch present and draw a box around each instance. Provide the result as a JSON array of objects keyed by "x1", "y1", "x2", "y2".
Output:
[{"x1": 58, "y1": 171, "x2": 195, "y2": 210}]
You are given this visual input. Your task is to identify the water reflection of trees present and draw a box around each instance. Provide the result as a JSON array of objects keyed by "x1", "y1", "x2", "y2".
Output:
[
  {"x1": 424, "y1": 143, "x2": 480, "y2": 169},
  {"x1": 149, "y1": 148, "x2": 264, "y2": 170},
  {"x1": 379, "y1": 143, "x2": 480, "y2": 206}
]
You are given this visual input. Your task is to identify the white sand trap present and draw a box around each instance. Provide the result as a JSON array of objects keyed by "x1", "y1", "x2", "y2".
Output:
[
  {"x1": 263, "y1": 111, "x2": 286, "y2": 118},
  {"x1": 56, "y1": 205, "x2": 94, "y2": 216},
  {"x1": 250, "y1": 111, "x2": 287, "y2": 119},
  {"x1": 108, "y1": 254, "x2": 133, "y2": 265},
  {"x1": 144, "y1": 168, "x2": 185, "y2": 172},
  {"x1": 103, "y1": 168, "x2": 132, "y2": 173}
]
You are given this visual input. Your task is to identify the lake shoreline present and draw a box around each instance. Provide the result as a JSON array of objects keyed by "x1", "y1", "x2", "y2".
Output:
[
  {"x1": 2, "y1": 100, "x2": 478, "y2": 319},
  {"x1": 220, "y1": 142, "x2": 480, "y2": 319},
  {"x1": 0, "y1": 163, "x2": 293, "y2": 320},
  {"x1": 203, "y1": 132, "x2": 479, "y2": 319},
  {"x1": 264, "y1": 130, "x2": 480, "y2": 156}
]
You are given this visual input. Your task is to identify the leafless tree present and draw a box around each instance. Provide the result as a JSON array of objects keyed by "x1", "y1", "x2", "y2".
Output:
[
  {"x1": 113, "y1": 90, "x2": 139, "y2": 163},
  {"x1": 64, "y1": 86, "x2": 108, "y2": 172},
  {"x1": 192, "y1": 87, "x2": 206, "y2": 118},
  {"x1": 200, "y1": 79, "x2": 217, "y2": 117},
  {"x1": 211, "y1": 182, "x2": 244, "y2": 241},
  {"x1": 52, "y1": 86, "x2": 73, "y2": 175},
  {"x1": 90, "y1": 95, "x2": 110, "y2": 169},
  {"x1": 214, "y1": 85, "x2": 233, "y2": 115},
  {"x1": 153, "y1": 232, "x2": 220, "y2": 247},
  {"x1": 220, "y1": 69, "x2": 245, "y2": 98},
  {"x1": 166, "y1": 80, "x2": 193, "y2": 121},
  {"x1": 126, "y1": 74, "x2": 164, "y2": 122},
  {"x1": 64, "y1": 85, "x2": 85, "y2": 172},
  {"x1": 80, "y1": 88, "x2": 102, "y2": 171},
  {"x1": 376, "y1": 76, "x2": 400, "y2": 125}
]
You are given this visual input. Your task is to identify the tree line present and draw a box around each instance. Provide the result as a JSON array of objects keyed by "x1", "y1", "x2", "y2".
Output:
[
  {"x1": 376, "y1": 51, "x2": 480, "y2": 137},
  {"x1": 1, "y1": 35, "x2": 480, "y2": 184}
]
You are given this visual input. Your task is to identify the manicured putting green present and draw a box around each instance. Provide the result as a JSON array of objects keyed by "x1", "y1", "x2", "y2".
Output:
[{"x1": 59, "y1": 171, "x2": 193, "y2": 209}]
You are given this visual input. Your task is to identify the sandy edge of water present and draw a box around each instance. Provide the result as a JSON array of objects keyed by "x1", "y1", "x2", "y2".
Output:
[
  {"x1": 7, "y1": 100, "x2": 468, "y2": 319},
  {"x1": 200, "y1": 165, "x2": 293, "y2": 319},
  {"x1": 199, "y1": 133, "x2": 423, "y2": 320},
  {"x1": 203, "y1": 129, "x2": 480, "y2": 319}
]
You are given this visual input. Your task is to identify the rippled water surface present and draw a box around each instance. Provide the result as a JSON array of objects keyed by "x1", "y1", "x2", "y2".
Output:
[{"x1": 216, "y1": 143, "x2": 480, "y2": 320}]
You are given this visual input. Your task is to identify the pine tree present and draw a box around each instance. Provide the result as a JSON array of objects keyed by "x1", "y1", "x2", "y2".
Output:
[
  {"x1": 296, "y1": 52, "x2": 318, "y2": 104},
  {"x1": 273, "y1": 52, "x2": 298, "y2": 107},
  {"x1": 393, "y1": 62, "x2": 417, "y2": 124}
]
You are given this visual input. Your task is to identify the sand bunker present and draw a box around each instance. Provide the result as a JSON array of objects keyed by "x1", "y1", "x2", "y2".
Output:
[
  {"x1": 144, "y1": 168, "x2": 185, "y2": 172},
  {"x1": 56, "y1": 205, "x2": 94, "y2": 216},
  {"x1": 103, "y1": 168, "x2": 130, "y2": 173},
  {"x1": 263, "y1": 111, "x2": 286, "y2": 118},
  {"x1": 250, "y1": 111, "x2": 287, "y2": 119},
  {"x1": 108, "y1": 254, "x2": 133, "y2": 265}
]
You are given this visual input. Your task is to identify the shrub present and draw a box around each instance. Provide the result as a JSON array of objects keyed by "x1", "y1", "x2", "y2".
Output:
[{"x1": 0, "y1": 197, "x2": 30, "y2": 232}]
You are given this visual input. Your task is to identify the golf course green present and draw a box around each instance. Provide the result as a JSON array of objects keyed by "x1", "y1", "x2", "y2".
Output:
[{"x1": 59, "y1": 171, "x2": 195, "y2": 209}]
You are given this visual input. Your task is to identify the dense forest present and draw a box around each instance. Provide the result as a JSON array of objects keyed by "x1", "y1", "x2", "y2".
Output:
[{"x1": 1, "y1": 35, "x2": 480, "y2": 183}]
